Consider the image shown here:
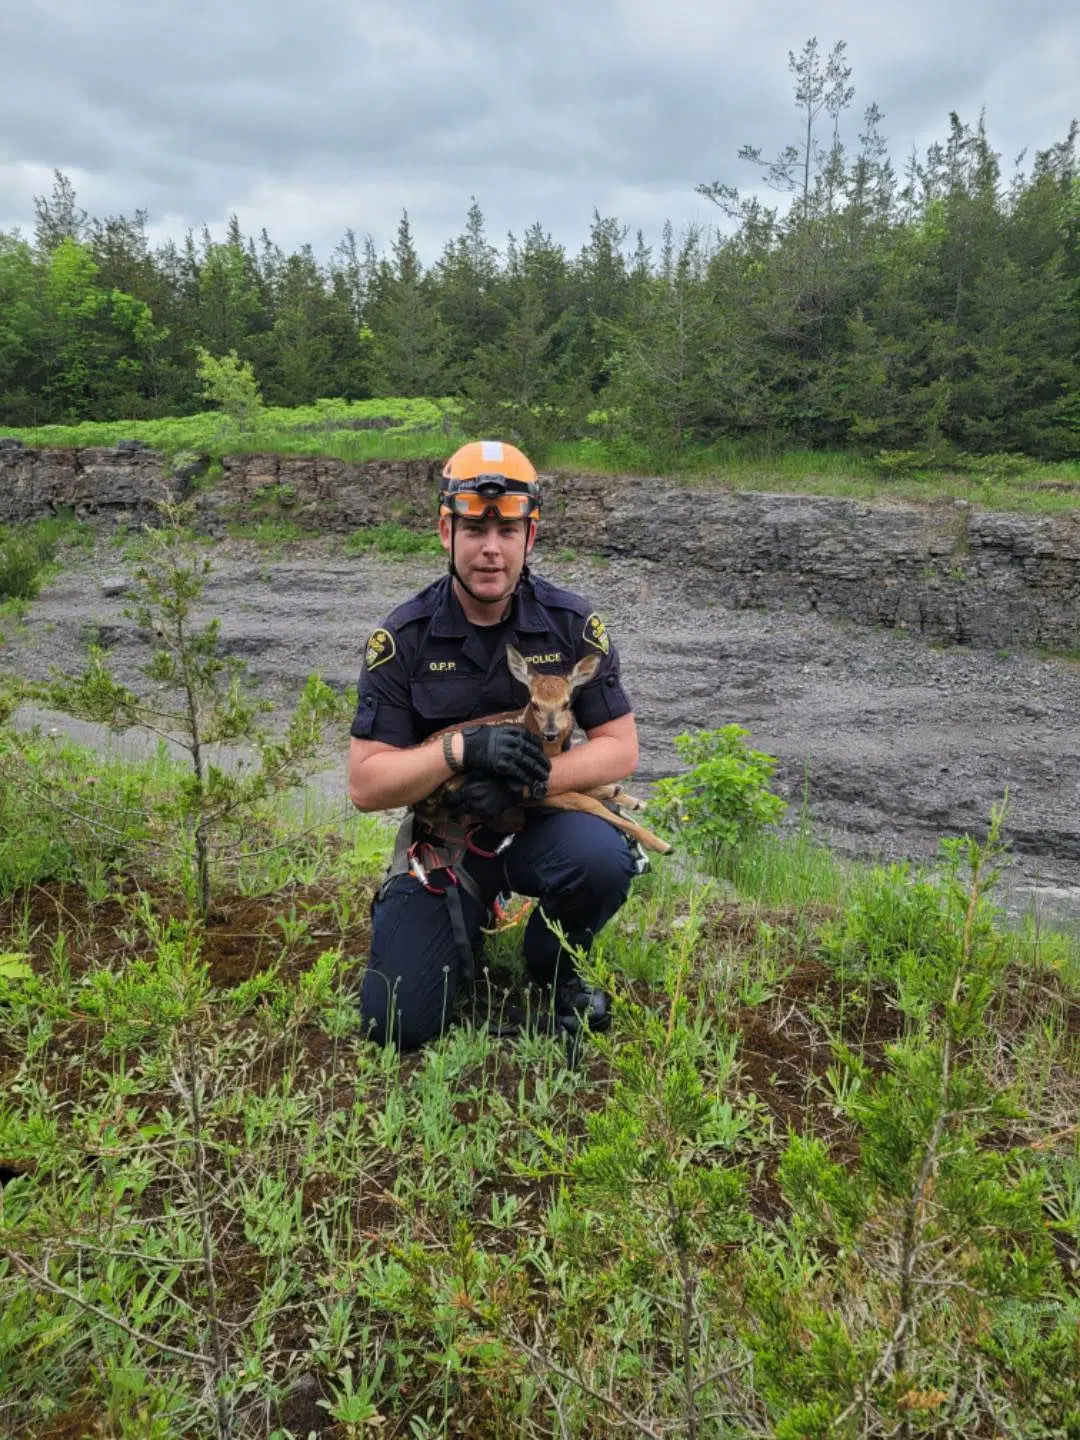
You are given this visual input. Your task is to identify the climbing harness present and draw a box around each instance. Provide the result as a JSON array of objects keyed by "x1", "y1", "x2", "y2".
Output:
[
  {"x1": 376, "y1": 802, "x2": 641, "y2": 1065},
  {"x1": 379, "y1": 811, "x2": 516, "y2": 990}
]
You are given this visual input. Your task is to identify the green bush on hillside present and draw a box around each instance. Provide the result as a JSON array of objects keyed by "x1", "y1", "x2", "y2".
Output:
[
  {"x1": 649, "y1": 724, "x2": 787, "y2": 864},
  {"x1": 195, "y1": 346, "x2": 264, "y2": 431},
  {"x1": 0, "y1": 523, "x2": 57, "y2": 600}
]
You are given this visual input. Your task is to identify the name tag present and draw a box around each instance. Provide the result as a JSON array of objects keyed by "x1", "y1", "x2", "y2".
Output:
[
  {"x1": 428, "y1": 661, "x2": 457, "y2": 672},
  {"x1": 521, "y1": 651, "x2": 562, "y2": 665}
]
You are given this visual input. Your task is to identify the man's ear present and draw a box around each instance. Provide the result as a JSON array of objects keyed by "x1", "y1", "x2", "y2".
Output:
[
  {"x1": 438, "y1": 513, "x2": 453, "y2": 553},
  {"x1": 525, "y1": 518, "x2": 537, "y2": 555},
  {"x1": 568, "y1": 653, "x2": 600, "y2": 695},
  {"x1": 506, "y1": 645, "x2": 532, "y2": 689}
]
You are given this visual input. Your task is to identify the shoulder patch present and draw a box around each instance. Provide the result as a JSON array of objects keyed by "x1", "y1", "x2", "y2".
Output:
[
  {"x1": 365, "y1": 627, "x2": 397, "y2": 671},
  {"x1": 583, "y1": 613, "x2": 610, "y2": 655}
]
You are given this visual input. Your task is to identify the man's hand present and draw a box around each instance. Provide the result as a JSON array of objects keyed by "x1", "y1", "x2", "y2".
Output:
[
  {"x1": 461, "y1": 725, "x2": 550, "y2": 790},
  {"x1": 446, "y1": 773, "x2": 545, "y2": 820}
]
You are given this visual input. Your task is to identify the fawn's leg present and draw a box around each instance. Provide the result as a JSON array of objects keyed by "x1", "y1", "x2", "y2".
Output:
[
  {"x1": 540, "y1": 791, "x2": 673, "y2": 853},
  {"x1": 587, "y1": 782, "x2": 646, "y2": 810}
]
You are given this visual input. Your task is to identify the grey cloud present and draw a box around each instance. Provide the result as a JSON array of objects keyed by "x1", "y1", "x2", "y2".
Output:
[{"x1": 0, "y1": 0, "x2": 1076, "y2": 260}]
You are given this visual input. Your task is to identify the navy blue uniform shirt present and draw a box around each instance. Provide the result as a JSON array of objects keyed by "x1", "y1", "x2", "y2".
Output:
[{"x1": 351, "y1": 571, "x2": 632, "y2": 747}]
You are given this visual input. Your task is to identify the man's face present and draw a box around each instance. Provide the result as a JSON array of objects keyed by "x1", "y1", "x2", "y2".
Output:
[{"x1": 439, "y1": 513, "x2": 536, "y2": 603}]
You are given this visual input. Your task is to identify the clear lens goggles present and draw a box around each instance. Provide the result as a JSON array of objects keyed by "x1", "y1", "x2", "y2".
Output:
[{"x1": 442, "y1": 490, "x2": 538, "y2": 520}]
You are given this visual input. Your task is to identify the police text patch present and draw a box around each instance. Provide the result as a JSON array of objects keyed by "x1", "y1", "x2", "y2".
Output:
[
  {"x1": 583, "y1": 613, "x2": 610, "y2": 655},
  {"x1": 365, "y1": 627, "x2": 396, "y2": 671}
]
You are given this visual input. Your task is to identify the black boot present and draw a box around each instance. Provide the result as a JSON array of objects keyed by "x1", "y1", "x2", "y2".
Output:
[{"x1": 554, "y1": 973, "x2": 612, "y2": 1034}]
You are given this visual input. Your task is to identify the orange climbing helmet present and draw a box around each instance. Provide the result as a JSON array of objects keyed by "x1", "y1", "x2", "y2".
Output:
[{"x1": 439, "y1": 439, "x2": 541, "y2": 520}]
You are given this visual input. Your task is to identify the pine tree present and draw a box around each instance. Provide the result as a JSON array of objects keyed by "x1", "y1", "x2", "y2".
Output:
[
  {"x1": 462, "y1": 224, "x2": 579, "y2": 455},
  {"x1": 367, "y1": 212, "x2": 448, "y2": 396},
  {"x1": 606, "y1": 227, "x2": 724, "y2": 451},
  {"x1": 33, "y1": 171, "x2": 88, "y2": 254},
  {"x1": 435, "y1": 199, "x2": 504, "y2": 380}
]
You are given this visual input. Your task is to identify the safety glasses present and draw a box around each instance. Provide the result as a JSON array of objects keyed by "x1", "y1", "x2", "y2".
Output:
[{"x1": 443, "y1": 490, "x2": 538, "y2": 520}]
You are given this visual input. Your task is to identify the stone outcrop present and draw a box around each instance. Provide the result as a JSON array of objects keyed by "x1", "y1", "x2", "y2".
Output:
[
  {"x1": 3, "y1": 440, "x2": 1080, "y2": 651},
  {"x1": 0, "y1": 440, "x2": 175, "y2": 525}
]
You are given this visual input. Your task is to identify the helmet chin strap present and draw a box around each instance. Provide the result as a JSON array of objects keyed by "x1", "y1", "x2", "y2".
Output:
[{"x1": 448, "y1": 515, "x2": 529, "y2": 611}]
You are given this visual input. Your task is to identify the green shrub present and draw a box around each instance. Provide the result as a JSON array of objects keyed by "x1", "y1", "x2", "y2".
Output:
[
  {"x1": 873, "y1": 447, "x2": 943, "y2": 476},
  {"x1": 649, "y1": 725, "x2": 786, "y2": 866},
  {"x1": 962, "y1": 450, "x2": 1032, "y2": 478},
  {"x1": 0, "y1": 730, "x2": 168, "y2": 897},
  {"x1": 0, "y1": 675, "x2": 23, "y2": 723},
  {"x1": 344, "y1": 523, "x2": 442, "y2": 558},
  {"x1": 226, "y1": 518, "x2": 302, "y2": 544},
  {"x1": 0, "y1": 524, "x2": 55, "y2": 600},
  {"x1": 816, "y1": 860, "x2": 953, "y2": 983},
  {"x1": 195, "y1": 347, "x2": 264, "y2": 430}
]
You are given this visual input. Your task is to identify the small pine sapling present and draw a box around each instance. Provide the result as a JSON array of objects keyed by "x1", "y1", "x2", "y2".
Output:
[
  {"x1": 774, "y1": 803, "x2": 1056, "y2": 1435},
  {"x1": 45, "y1": 501, "x2": 345, "y2": 914}
]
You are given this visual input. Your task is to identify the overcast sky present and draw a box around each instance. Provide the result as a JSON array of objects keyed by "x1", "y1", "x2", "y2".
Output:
[{"x1": 1, "y1": 0, "x2": 1077, "y2": 265}]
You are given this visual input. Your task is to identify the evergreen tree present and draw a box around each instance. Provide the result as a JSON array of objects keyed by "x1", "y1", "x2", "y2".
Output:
[
  {"x1": 0, "y1": 236, "x2": 44, "y2": 425},
  {"x1": 195, "y1": 227, "x2": 265, "y2": 362},
  {"x1": 37, "y1": 239, "x2": 165, "y2": 421},
  {"x1": 367, "y1": 212, "x2": 447, "y2": 396},
  {"x1": 435, "y1": 199, "x2": 504, "y2": 380},
  {"x1": 462, "y1": 225, "x2": 579, "y2": 454},
  {"x1": 33, "y1": 171, "x2": 87, "y2": 255},
  {"x1": 262, "y1": 247, "x2": 371, "y2": 404},
  {"x1": 606, "y1": 227, "x2": 724, "y2": 451},
  {"x1": 330, "y1": 227, "x2": 375, "y2": 328},
  {"x1": 567, "y1": 212, "x2": 631, "y2": 395}
]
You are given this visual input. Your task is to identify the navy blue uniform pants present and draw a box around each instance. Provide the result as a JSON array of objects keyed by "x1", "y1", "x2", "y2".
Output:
[{"x1": 360, "y1": 809, "x2": 637, "y2": 1049}]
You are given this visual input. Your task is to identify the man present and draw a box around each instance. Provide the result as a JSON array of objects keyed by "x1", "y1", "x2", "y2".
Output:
[{"x1": 349, "y1": 439, "x2": 642, "y2": 1049}]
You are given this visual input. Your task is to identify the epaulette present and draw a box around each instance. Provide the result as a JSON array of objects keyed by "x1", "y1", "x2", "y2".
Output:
[
  {"x1": 529, "y1": 573, "x2": 594, "y2": 617},
  {"x1": 382, "y1": 576, "x2": 447, "y2": 632}
]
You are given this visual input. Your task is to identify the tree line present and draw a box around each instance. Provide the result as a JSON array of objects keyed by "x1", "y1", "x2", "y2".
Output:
[{"x1": 1, "y1": 40, "x2": 1077, "y2": 459}]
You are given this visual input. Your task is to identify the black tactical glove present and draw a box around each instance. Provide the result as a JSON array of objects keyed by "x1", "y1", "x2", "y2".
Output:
[
  {"x1": 461, "y1": 725, "x2": 550, "y2": 790},
  {"x1": 447, "y1": 773, "x2": 544, "y2": 820}
]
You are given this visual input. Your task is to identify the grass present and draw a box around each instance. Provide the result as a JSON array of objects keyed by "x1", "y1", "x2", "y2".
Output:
[
  {"x1": 343, "y1": 524, "x2": 444, "y2": 559},
  {"x1": 0, "y1": 396, "x2": 460, "y2": 462},
  {"x1": 226, "y1": 519, "x2": 304, "y2": 546},
  {"x1": 548, "y1": 437, "x2": 1080, "y2": 513},
  {"x1": 0, "y1": 511, "x2": 93, "y2": 604},
  {"x1": 0, "y1": 597, "x2": 31, "y2": 647},
  {"x1": 5, "y1": 399, "x2": 1080, "y2": 515},
  {"x1": 1, "y1": 723, "x2": 1078, "y2": 1439},
  {"x1": 1, "y1": 512, "x2": 95, "y2": 644}
]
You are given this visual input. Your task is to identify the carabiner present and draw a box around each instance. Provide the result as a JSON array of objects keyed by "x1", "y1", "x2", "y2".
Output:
[{"x1": 408, "y1": 846, "x2": 445, "y2": 895}]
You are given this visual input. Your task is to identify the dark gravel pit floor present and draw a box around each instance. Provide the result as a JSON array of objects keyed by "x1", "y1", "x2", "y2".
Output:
[{"x1": 6, "y1": 533, "x2": 1080, "y2": 927}]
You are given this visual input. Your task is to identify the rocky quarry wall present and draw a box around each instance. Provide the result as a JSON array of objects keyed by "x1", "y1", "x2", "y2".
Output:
[{"x1": 3, "y1": 438, "x2": 1080, "y2": 651}]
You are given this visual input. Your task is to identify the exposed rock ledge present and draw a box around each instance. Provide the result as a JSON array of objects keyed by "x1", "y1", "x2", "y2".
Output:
[{"x1": 2, "y1": 440, "x2": 1079, "y2": 651}]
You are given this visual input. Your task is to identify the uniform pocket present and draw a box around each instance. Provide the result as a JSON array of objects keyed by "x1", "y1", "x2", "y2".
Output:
[
  {"x1": 351, "y1": 692, "x2": 379, "y2": 738},
  {"x1": 409, "y1": 677, "x2": 480, "y2": 727}
]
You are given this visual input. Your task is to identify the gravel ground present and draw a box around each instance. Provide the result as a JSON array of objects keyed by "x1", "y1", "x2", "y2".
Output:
[{"x1": 7, "y1": 534, "x2": 1080, "y2": 924}]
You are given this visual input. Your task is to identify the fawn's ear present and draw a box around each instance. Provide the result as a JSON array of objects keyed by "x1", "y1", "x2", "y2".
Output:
[
  {"x1": 506, "y1": 645, "x2": 532, "y2": 689},
  {"x1": 568, "y1": 653, "x2": 601, "y2": 695}
]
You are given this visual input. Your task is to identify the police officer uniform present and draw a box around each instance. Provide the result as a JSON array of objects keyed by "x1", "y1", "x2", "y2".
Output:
[{"x1": 352, "y1": 568, "x2": 639, "y2": 1049}]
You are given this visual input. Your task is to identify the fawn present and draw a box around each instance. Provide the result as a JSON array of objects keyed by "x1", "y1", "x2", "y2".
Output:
[{"x1": 414, "y1": 645, "x2": 673, "y2": 855}]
